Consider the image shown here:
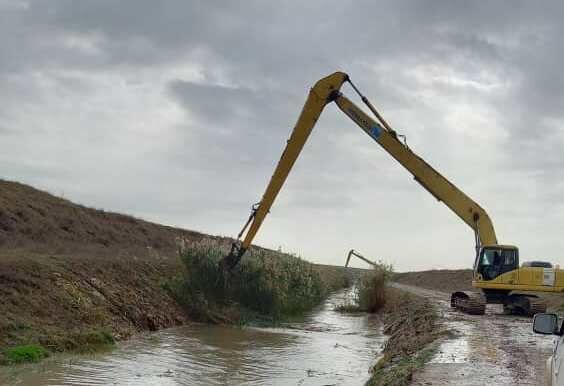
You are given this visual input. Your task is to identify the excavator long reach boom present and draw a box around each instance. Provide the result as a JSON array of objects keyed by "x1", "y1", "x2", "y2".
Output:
[
  {"x1": 222, "y1": 71, "x2": 496, "y2": 269},
  {"x1": 223, "y1": 71, "x2": 564, "y2": 317},
  {"x1": 345, "y1": 249, "x2": 377, "y2": 268}
]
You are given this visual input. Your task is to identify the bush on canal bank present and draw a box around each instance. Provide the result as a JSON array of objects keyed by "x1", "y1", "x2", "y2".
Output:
[
  {"x1": 335, "y1": 262, "x2": 393, "y2": 314},
  {"x1": 1, "y1": 344, "x2": 49, "y2": 365},
  {"x1": 173, "y1": 240, "x2": 345, "y2": 323},
  {"x1": 357, "y1": 262, "x2": 393, "y2": 313}
]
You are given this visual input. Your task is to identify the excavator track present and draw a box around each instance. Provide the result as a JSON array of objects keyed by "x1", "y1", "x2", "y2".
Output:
[
  {"x1": 451, "y1": 291, "x2": 486, "y2": 315},
  {"x1": 523, "y1": 296, "x2": 547, "y2": 316},
  {"x1": 503, "y1": 294, "x2": 547, "y2": 316}
]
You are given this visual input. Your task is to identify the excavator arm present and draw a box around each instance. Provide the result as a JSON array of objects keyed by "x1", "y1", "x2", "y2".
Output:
[
  {"x1": 222, "y1": 71, "x2": 497, "y2": 269},
  {"x1": 222, "y1": 72, "x2": 349, "y2": 268},
  {"x1": 345, "y1": 249, "x2": 377, "y2": 268},
  {"x1": 333, "y1": 93, "x2": 497, "y2": 246}
]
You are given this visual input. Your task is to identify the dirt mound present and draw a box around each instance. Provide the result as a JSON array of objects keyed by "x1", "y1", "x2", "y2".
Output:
[
  {"x1": 0, "y1": 180, "x2": 352, "y2": 353},
  {"x1": 0, "y1": 180, "x2": 218, "y2": 350},
  {"x1": 393, "y1": 269, "x2": 474, "y2": 293},
  {"x1": 0, "y1": 179, "x2": 207, "y2": 258}
]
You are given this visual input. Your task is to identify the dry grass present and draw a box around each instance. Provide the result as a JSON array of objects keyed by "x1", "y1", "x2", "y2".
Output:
[
  {"x1": 172, "y1": 239, "x2": 346, "y2": 323},
  {"x1": 357, "y1": 270, "x2": 387, "y2": 312},
  {"x1": 0, "y1": 179, "x2": 207, "y2": 259},
  {"x1": 367, "y1": 288, "x2": 439, "y2": 386},
  {"x1": 0, "y1": 179, "x2": 351, "y2": 365},
  {"x1": 380, "y1": 289, "x2": 438, "y2": 357},
  {"x1": 393, "y1": 269, "x2": 473, "y2": 293},
  {"x1": 0, "y1": 252, "x2": 187, "y2": 352},
  {"x1": 0, "y1": 179, "x2": 202, "y2": 358},
  {"x1": 335, "y1": 263, "x2": 393, "y2": 314}
]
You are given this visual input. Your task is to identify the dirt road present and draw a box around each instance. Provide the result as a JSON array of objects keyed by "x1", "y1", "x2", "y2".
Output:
[{"x1": 393, "y1": 283, "x2": 554, "y2": 386}]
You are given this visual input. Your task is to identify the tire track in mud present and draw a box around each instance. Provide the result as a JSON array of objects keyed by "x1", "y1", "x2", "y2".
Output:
[{"x1": 393, "y1": 283, "x2": 554, "y2": 385}]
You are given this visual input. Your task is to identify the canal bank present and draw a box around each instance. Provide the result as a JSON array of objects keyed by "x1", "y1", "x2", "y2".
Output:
[
  {"x1": 0, "y1": 288, "x2": 387, "y2": 386},
  {"x1": 2, "y1": 181, "x2": 442, "y2": 385},
  {"x1": 0, "y1": 248, "x2": 353, "y2": 363},
  {"x1": 0, "y1": 180, "x2": 355, "y2": 365}
]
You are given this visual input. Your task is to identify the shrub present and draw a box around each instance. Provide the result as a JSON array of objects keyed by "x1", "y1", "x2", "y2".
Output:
[
  {"x1": 355, "y1": 262, "x2": 393, "y2": 313},
  {"x1": 4, "y1": 344, "x2": 49, "y2": 364},
  {"x1": 174, "y1": 239, "x2": 329, "y2": 322}
]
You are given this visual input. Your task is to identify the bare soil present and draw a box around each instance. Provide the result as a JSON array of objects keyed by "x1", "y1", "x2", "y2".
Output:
[
  {"x1": 394, "y1": 283, "x2": 554, "y2": 386},
  {"x1": 0, "y1": 179, "x2": 208, "y2": 352},
  {"x1": 392, "y1": 270, "x2": 564, "y2": 384},
  {"x1": 367, "y1": 287, "x2": 440, "y2": 386},
  {"x1": 0, "y1": 179, "x2": 350, "y2": 357},
  {"x1": 394, "y1": 269, "x2": 474, "y2": 293}
]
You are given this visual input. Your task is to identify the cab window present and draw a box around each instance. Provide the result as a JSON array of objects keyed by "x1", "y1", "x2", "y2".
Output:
[
  {"x1": 503, "y1": 250, "x2": 515, "y2": 266},
  {"x1": 477, "y1": 248, "x2": 518, "y2": 280}
]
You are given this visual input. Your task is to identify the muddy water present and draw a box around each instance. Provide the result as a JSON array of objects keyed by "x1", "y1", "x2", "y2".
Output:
[{"x1": 1, "y1": 288, "x2": 384, "y2": 386}]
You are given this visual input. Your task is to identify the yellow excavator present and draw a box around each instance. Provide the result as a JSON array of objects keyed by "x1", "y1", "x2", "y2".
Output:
[{"x1": 222, "y1": 71, "x2": 564, "y2": 316}]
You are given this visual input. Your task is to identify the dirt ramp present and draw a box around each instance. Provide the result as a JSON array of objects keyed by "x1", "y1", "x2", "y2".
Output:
[{"x1": 394, "y1": 269, "x2": 474, "y2": 293}]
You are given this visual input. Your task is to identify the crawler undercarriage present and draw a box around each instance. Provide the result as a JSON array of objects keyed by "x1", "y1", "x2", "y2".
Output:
[{"x1": 451, "y1": 290, "x2": 547, "y2": 316}]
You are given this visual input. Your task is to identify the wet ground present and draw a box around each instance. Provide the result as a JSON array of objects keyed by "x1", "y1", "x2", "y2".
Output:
[
  {"x1": 1, "y1": 284, "x2": 554, "y2": 385},
  {"x1": 394, "y1": 283, "x2": 554, "y2": 386},
  {"x1": 0, "y1": 288, "x2": 385, "y2": 386}
]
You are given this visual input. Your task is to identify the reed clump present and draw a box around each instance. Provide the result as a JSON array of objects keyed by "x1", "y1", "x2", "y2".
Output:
[
  {"x1": 357, "y1": 270, "x2": 387, "y2": 312},
  {"x1": 335, "y1": 261, "x2": 393, "y2": 314},
  {"x1": 356, "y1": 262, "x2": 393, "y2": 313},
  {"x1": 174, "y1": 239, "x2": 333, "y2": 323}
]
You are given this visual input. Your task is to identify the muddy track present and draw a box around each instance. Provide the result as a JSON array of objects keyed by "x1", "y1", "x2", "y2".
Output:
[{"x1": 393, "y1": 283, "x2": 554, "y2": 386}]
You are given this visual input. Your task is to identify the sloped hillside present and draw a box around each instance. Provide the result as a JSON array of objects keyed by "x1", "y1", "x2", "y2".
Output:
[
  {"x1": 0, "y1": 180, "x2": 209, "y2": 351},
  {"x1": 0, "y1": 180, "x2": 352, "y2": 355},
  {"x1": 0, "y1": 180, "x2": 205, "y2": 256}
]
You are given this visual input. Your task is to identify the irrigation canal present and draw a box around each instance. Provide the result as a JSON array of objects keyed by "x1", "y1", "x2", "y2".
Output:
[{"x1": 0, "y1": 288, "x2": 385, "y2": 385}]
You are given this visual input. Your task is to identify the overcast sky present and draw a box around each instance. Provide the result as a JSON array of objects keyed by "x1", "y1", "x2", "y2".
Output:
[{"x1": 2, "y1": 0, "x2": 563, "y2": 271}]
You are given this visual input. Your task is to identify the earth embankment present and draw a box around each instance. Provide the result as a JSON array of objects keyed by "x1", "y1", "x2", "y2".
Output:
[{"x1": 0, "y1": 180, "x2": 349, "y2": 357}]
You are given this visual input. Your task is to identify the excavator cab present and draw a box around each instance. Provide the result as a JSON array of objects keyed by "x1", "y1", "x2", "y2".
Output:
[{"x1": 475, "y1": 246, "x2": 519, "y2": 281}]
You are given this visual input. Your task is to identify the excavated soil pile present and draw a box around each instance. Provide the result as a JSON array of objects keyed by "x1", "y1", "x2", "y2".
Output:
[{"x1": 394, "y1": 269, "x2": 474, "y2": 293}]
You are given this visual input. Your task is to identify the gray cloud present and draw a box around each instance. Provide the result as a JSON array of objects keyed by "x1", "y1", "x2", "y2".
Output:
[{"x1": 1, "y1": 0, "x2": 563, "y2": 270}]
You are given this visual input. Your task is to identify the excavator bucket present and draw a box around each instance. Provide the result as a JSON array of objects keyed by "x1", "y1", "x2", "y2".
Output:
[{"x1": 220, "y1": 243, "x2": 246, "y2": 271}]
